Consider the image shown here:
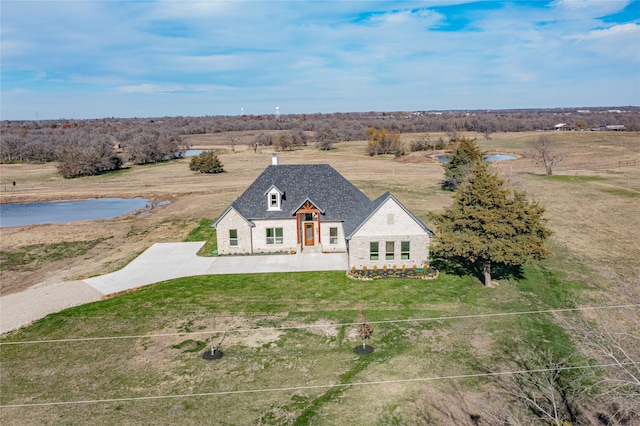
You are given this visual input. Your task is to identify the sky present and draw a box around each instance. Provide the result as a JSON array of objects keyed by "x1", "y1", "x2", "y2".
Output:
[{"x1": 1, "y1": 0, "x2": 639, "y2": 120}]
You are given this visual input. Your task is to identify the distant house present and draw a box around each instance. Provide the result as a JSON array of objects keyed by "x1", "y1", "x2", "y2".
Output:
[
  {"x1": 554, "y1": 123, "x2": 573, "y2": 131},
  {"x1": 214, "y1": 154, "x2": 434, "y2": 270}
]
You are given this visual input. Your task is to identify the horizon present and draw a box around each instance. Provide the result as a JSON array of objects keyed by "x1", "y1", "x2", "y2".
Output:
[
  {"x1": 2, "y1": 1, "x2": 639, "y2": 121},
  {"x1": 4, "y1": 105, "x2": 640, "y2": 123}
]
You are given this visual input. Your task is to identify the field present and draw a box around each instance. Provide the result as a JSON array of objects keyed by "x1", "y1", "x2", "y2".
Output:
[{"x1": 1, "y1": 131, "x2": 639, "y2": 424}]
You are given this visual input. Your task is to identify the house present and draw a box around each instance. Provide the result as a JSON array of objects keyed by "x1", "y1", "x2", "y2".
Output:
[
  {"x1": 213, "y1": 154, "x2": 434, "y2": 270},
  {"x1": 554, "y1": 123, "x2": 573, "y2": 131}
]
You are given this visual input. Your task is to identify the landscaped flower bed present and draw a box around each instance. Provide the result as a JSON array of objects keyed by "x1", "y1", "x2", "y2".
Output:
[{"x1": 347, "y1": 266, "x2": 439, "y2": 280}]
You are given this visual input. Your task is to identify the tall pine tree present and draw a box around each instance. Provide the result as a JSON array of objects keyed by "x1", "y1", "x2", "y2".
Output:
[
  {"x1": 434, "y1": 163, "x2": 551, "y2": 287},
  {"x1": 442, "y1": 137, "x2": 484, "y2": 190}
]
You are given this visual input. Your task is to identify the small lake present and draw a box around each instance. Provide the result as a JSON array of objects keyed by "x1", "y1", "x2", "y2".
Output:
[
  {"x1": 437, "y1": 154, "x2": 516, "y2": 163},
  {"x1": 0, "y1": 197, "x2": 154, "y2": 228}
]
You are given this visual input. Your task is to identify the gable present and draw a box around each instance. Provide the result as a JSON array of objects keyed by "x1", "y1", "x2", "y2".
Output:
[
  {"x1": 212, "y1": 205, "x2": 253, "y2": 228},
  {"x1": 348, "y1": 193, "x2": 434, "y2": 238}
]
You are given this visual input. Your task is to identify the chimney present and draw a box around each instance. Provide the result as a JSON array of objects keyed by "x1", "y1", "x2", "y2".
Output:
[{"x1": 272, "y1": 153, "x2": 278, "y2": 166}]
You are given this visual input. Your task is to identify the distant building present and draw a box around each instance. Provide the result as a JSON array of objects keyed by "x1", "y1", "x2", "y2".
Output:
[
  {"x1": 595, "y1": 125, "x2": 626, "y2": 131},
  {"x1": 554, "y1": 123, "x2": 573, "y2": 131}
]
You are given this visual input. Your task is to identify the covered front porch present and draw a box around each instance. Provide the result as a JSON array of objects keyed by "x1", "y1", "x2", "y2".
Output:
[{"x1": 295, "y1": 199, "x2": 323, "y2": 253}]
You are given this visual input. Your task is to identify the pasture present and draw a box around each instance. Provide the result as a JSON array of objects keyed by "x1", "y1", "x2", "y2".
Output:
[{"x1": 1, "y1": 130, "x2": 639, "y2": 424}]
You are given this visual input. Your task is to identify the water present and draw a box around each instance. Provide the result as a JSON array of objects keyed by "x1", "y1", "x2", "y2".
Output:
[
  {"x1": 437, "y1": 154, "x2": 516, "y2": 163},
  {"x1": 0, "y1": 197, "x2": 153, "y2": 227},
  {"x1": 484, "y1": 154, "x2": 516, "y2": 162},
  {"x1": 176, "y1": 149, "x2": 213, "y2": 157}
]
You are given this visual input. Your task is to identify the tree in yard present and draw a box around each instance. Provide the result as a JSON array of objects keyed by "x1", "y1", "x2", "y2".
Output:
[
  {"x1": 442, "y1": 137, "x2": 485, "y2": 191},
  {"x1": 433, "y1": 162, "x2": 552, "y2": 287},
  {"x1": 189, "y1": 151, "x2": 224, "y2": 174},
  {"x1": 357, "y1": 309, "x2": 373, "y2": 350},
  {"x1": 528, "y1": 135, "x2": 564, "y2": 176}
]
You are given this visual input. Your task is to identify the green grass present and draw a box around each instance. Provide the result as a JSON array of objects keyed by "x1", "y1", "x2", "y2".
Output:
[
  {"x1": 183, "y1": 218, "x2": 217, "y2": 255},
  {"x1": 0, "y1": 253, "x2": 594, "y2": 424},
  {"x1": 541, "y1": 175, "x2": 606, "y2": 183},
  {"x1": 600, "y1": 187, "x2": 640, "y2": 198},
  {"x1": 0, "y1": 238, "x2": 107, "y2": 271}
]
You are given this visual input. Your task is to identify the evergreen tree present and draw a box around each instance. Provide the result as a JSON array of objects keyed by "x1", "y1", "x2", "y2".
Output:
[
  {"x1": 442, "y1": 137, "x2": 484, "y2": 190},
  {"x1": 189, "y1": 151, "x2": 224, "y2": 174},
  {"x1": 434, "y1": 163, "x2": 551, "y2": 287}
]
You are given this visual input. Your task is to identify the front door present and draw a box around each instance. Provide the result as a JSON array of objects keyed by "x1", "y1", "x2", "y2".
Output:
[{"x1": 304, "y1": 223, "x2": 315, "y2": 246}]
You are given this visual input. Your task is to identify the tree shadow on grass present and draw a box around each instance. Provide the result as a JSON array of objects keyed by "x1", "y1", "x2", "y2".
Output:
[{"x1": 431, "y1": 254, "x2": 524, "y2": 283}]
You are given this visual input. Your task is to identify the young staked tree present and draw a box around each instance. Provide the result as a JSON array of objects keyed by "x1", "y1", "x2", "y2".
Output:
[
  {"x1": 442, "y1": 137, "x2": 484, "y2": 191},
  {"x1": 434, "y1": 163, "x2": 551, "y2": 287},
  {"x1": 357, "y1": 309, "x2": 373, "y2": 350}
]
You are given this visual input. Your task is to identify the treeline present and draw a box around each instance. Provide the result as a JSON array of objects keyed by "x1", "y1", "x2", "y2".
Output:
[
  {"x1": 1, "y1": 107, "x2": 638, "y2": 177},
  {"x1": 0, "y1": 120, "x2": 187, "y2": 177}
]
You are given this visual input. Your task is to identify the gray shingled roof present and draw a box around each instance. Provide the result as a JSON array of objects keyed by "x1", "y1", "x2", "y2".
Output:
[
  {"x1": 215, "y1": 164, "x2": 434, "y2": 238},
  {"x1": 226, "y1": 164, "x2": 371, "y2": 222}
]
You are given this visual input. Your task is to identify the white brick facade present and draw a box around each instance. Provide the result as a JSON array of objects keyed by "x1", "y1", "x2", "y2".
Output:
[{"x1": 348, "y1": 198, "x2": 430, "y2": 270}]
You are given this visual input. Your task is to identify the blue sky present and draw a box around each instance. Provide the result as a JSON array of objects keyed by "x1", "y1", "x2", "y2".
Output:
[{"x1": 1, "y1": 0, "x2": 638, "y2": 120}]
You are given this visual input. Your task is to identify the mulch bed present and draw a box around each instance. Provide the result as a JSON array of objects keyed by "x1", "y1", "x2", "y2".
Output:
[
  {"x1": 353, "y1": 345, "x2": 374, "y2": 355},
  {"x1": 348, "y1": 266, "x2": 439, "y2": 280},
  {"x1": 202, "y1": 349, "x2": 224, "y2": 360}
]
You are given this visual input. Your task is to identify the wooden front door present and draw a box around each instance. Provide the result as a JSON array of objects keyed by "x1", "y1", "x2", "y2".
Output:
[{"x1": 304, "y1": 223, "x2": 315, "y2": 246}]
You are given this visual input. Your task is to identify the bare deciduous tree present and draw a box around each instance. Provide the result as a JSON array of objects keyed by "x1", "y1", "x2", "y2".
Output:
[
  {"x1": 528, "y1": 135, "x2": 564, "y2": 176},
  {"x1": 250, "y1": 133, "x2": 272, "y2": 153}
]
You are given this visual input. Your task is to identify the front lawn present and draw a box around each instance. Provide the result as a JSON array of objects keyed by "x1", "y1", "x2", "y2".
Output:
[{"x1": 0, "y1": 260, "x2": 602, "y2": 424}]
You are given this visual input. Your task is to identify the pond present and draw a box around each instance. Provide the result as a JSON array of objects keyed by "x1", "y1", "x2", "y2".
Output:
[
  {"x1": 176, "y1": 149, "x2": 214, "y2": 158},
  {"x1": 437, "y1": 154, "x2": 516, "y2": 163},
  {"x1": 0, "y1": 197, "x2": 160, "y2": 228}
]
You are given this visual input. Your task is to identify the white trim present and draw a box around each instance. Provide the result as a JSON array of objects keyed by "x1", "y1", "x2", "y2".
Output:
[{"x1": 267, "y1": 188, "x2": 282, "y2": 211}]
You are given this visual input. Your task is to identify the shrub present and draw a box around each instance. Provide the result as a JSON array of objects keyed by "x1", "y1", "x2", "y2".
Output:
[{"x1": 189, "y1": 151, "x2": 224, "y2": 174}]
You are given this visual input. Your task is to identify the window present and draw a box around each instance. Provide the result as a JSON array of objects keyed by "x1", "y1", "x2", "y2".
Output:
[
  {"x1": 385, "y1": 241, "x2": 395, "y2": 260},
  {"x1": 304, "y1": 213, "x2": 313, "y2": 221},
  {"x1": 401, "y1": 241, "x2": 410, "y2": 260},
  {"x1": 229, "y1": 229, "x2": 238, "y2": 246},
  {"x1": 370, "y1": 242, "x2": 379, "y2": 260},
  {"x1": 267, "y1": 188, "x2": 282, "y2": 210},
  {"x1": 329, "y1": 227, "x2": 338, "y2": 244},
  {"x1": 266, "y1": 227, "x2": 283, "y2": 244}
]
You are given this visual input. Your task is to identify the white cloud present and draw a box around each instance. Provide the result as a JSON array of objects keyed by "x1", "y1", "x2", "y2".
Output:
[
  {"x1": 1, "y1": 0, "x2": 637, "y2": 120},
  {"x1": 117, "y1": 84, "x2": 184, "y2": 95},
  {"x1": 550, "y1": 0, "x2": 632, "y2": 18}
]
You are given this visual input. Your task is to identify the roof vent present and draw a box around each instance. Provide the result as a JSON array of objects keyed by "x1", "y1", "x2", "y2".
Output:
[{"x1": 272, "y1": 153, "x2": 278, "y2": 166}]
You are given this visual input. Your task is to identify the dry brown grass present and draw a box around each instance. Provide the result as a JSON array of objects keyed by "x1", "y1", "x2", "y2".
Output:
[{"x1": 1, "y1": 131, "x2": 639, "y2": 300}]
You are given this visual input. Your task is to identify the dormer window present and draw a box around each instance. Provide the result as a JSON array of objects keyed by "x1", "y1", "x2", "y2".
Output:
[{"x1": 267, "y1": 187, "x2": 282, "y2": 211}]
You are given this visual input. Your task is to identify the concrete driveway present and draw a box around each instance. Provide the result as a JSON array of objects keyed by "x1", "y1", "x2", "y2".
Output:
[{"x1": 1, "y1": 242, "x2": 348, "y2": 333}]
